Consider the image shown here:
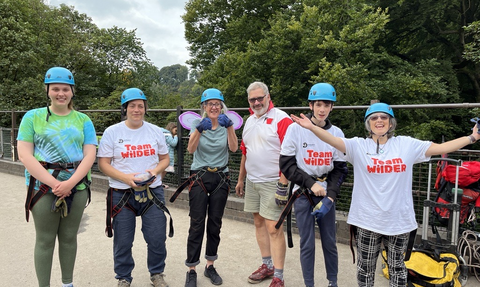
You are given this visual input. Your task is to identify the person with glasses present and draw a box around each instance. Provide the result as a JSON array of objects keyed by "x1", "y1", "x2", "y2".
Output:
[
  {"x1": 279, "y1": 83, "x2": 348, "y2": 287},
  {"x1": 235, "y1": 81, "x2": 292, "y2": 287},
  {"x1": 184, "y1": 88, "x2": 238, "y2": 287},
  {"x1": 290, "y1": 102, "x2": 480, "y2": 287}
]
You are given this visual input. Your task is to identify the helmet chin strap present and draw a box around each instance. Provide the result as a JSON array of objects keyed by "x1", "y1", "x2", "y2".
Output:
[
  {"x1": 44, "y1": 84, "x2": 74, "y2": 122},
  {"x1": 310, "y1": 114, "x2": 322, "y2": 127},
  {"x1": 46, "y1": 84, "x2": 51, "y2": 122},
  {"x1": 311, "y1": 113, "x2": 319, "y2": 124},
  {"x1": 375, "y1": 134, "x2": 388, "y2": 154},
  {"x1": 310, "y1": 113, "x2": 326, "y2": 128},
  {"x1": 371, "y1": 127, "x2": 391, "y2": 154}
]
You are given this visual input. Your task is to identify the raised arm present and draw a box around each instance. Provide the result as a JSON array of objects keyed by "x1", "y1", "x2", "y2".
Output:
[{"x1": 425, "y1": 123, "x2": 480, "y2": 157}]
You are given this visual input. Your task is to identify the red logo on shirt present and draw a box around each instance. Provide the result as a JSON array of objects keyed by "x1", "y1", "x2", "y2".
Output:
[
  {"x1": 121, "y1": 144, "x2": 155, "y2": 158},
  {"x1": 303, "y1": 150, "x2": 332, "y2": 166},
  {"x1": 266, "y1": 118, "x2": 273, "y2": 124},
  {"x1": 367, "y1": 157, "x2": 406, "y2": 173}
]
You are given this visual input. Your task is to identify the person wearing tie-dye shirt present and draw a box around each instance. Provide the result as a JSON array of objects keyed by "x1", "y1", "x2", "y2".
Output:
[{"x1": 17, "y1": 67, "x2": 97, "y2": 287}]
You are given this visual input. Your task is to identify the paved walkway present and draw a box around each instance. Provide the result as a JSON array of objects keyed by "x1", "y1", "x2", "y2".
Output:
[{"x1": 1, "y1": 172, "x2": 477, "y2": 286}]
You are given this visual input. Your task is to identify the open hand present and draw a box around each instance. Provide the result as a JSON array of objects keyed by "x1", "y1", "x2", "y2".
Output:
[{"x1": 291, "y1": 113, "x2": 314, "y2": 130}]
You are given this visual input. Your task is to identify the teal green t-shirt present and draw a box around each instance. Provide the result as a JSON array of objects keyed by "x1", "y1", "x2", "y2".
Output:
[
  {"x1": 190, "y1": 119, "x2": 229, "y2": 171},
  {"x1": 17, "y1": 107, "x2": 97, "y2": 189}
]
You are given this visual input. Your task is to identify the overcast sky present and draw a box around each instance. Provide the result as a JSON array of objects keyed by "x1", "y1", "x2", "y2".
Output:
[{"x1": 47, "y1": 0, "x2": 190, "y2": 69}]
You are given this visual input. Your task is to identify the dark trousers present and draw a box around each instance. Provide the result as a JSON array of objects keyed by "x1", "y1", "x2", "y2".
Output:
[
  {"x1": 112, "y1": 186, "x2": 167, "y2": 282},
  {"x1": 295, "y1": 195, "x2": 338, "y2": 286},
  {"x1": 185, "y1": 171, "x2": 229, "y2": 267}
]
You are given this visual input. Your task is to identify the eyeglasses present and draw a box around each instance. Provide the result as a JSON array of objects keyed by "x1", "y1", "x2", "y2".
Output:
[
  {"x1": 369, "y1": 115, "x2": 389, "y2": 121},
  {"x1": 205, "y1": 102, "x2": 221, "y2": 108},
  {"x1": 248, "y1": 95, "x2": 267, "y2": 104}
]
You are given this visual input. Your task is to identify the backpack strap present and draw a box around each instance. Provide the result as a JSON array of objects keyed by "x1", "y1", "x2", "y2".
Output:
[
  {"x1": 404, "y1": 229, "x2": 417, "y2": 261},
  {"x1": 349, "y1": 225, "x2": 357, "y2": 264},
  {"x1": 408, "y1": 273, "x2": 454, "y2": 287}
]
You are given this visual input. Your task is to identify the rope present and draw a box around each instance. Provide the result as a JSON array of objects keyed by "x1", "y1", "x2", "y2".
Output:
[{"x1": 457, "y1": 230, "x2": 480, "y2": 283}]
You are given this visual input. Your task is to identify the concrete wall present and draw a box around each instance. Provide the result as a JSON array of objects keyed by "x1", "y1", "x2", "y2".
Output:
[{"x1": 0, "y1": 158, "x2": 373, "y2": 246}]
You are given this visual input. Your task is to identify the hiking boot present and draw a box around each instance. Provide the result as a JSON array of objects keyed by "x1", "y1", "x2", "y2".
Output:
[
  {"x1": 268, "y1": 277, "x2": 285, "y2": 287},
  {"x1": 117, "y1": 279, "x2": 131, "y2": 287},
  {"x1": 328, "y1": 281, "x2": 338, "y2": 287},
  {"x1": 151, "y1": 273, "x2": 169, "y2": 287},
  {"x1": 185, "y1": 270, "x2": 197, "y2": 287},
  {"x1": 204, "y1": 265, "x2": 223, "y2": 285},
  {"x1": 248, "y1": 264, "x2": 274, "y2": 283}
]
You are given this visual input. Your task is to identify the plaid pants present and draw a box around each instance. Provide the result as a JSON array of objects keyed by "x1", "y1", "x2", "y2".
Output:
[{"x1": 355, "y1": 227, "x2": 409, "y2": 287}]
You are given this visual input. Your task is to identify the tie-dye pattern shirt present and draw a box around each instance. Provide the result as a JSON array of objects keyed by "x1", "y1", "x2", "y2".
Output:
[{"x1": 17, "y1": 107, "x2": 97, "y2": 190}]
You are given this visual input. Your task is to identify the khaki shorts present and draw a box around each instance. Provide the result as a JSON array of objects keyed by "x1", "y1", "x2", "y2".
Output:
[{"x1": 243, "y1": 178, "x2": 283, "y2": 221}]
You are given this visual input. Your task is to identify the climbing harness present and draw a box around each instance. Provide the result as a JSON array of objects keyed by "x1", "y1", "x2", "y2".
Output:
[
  {"x1": 24, "y1": 161, "x2": 91, "y2": 222},
  {"x1": 169, "y1": 165, "x2": 229, "y2": 203},
  {"x1": 275, "y1": 173, "x2": 329, "y2": 248},
  {"x1": 105, "y1": 185, "x2": 174, "y2": 238}
]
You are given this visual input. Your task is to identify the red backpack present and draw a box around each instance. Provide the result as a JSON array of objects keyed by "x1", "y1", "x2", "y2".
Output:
[
  {"x1": 440, "y1": 161, "x2": 480, "y2": 188},
  {"x1": 433, "y1": 160, "x2": 480, "y2": 225},
  {"x1": 434, "y1": 181, "x2": 479, "y2": 225}
]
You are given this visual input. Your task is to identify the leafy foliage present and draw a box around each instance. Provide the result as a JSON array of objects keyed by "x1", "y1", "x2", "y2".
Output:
[
  {"x1": 0, "y1": 0, "x2": 197, "y2": 132},
  {"x1": 184, "y1": 0, "x2": 480, "y2": 141}
]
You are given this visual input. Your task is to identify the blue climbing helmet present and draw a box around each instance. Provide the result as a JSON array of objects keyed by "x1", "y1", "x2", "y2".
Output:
[
  {"x1": 365, "y1": 102, "x2": 394, "y2": 121},
  {"x1": 201, "y1": 88, "x2": 224, "y2": 103},
  {"x1": 121, "y1": 88, "x2": 148, "y2": 117},
  {"x1": 308, "y1": 83, "x2": 336, "y2": 102},
  {"x1": 121, "y1": 88, "x2": 147, "y2": 105},
  {"x1": 44, "y1": 67, "x2": 75, "y2": 85}
]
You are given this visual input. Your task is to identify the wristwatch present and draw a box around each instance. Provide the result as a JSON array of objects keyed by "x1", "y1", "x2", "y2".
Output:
[{"x1": 277, "y1": 182, "x2": 288, "y2": 188}]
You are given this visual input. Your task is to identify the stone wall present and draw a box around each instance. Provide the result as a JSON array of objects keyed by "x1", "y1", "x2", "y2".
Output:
[{"x1": 0, "y1": 158, "x2": 370, "y2": 245}]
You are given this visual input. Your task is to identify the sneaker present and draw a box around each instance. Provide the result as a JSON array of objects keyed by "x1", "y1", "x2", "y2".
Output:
[
  {"x1": 268, "y1": 277, "x2": 285, "y2": 287},
  {"x1": 328, "y1": 281, "x2": 338, "y2": 287},
  {"x1": 204, "y1": 265, "x2": 223, "y2": 285},
  {"x1": 151, "y1": 273, "x2": 169, "y2": 287},
  {"x1": 185, "y1": 270, "x2": 197, "y2": 287},
  {"x1": 118, "y1": 279, "x2": 131, "y2": 287},
  {"x1": 248, "y1": 264, "x2": 274, "y2": 284}
]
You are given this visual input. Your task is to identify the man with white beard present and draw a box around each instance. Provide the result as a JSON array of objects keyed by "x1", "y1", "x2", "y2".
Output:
[{"x1": 235, "y1": 81, "x2": 292, "y2": 287}]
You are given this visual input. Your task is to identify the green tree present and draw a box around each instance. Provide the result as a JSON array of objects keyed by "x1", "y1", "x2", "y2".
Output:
[
  {"x1": 370, "y1": 0, "x2": 480, "y2": 137},
  {"x1": 0, "y1": 0, "x2": 160, "y2": 128},
  {"x1": 0, "y1": 0, "x2": 49, "y2": 112},
  {"x1": 158, "y1": 64, "x2": 189, "y2": 88},
  {"x1": 189, "y1": 0, "x2": 466, "y2": 141},
  {"x1": 183, "y1": 0, "x2": 299, "y2": 70}
]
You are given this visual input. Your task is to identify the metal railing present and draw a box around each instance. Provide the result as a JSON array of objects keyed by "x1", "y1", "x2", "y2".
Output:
[{"x1": 2, "y1": 103, "x2": 480, "y2": 231}]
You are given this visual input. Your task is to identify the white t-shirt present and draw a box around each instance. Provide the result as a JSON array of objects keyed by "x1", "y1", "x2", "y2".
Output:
[
  {"x1": 241, "y1": 107, "x2": 292, "y2": 182},
  {"x1": 97, "y1": 121, "x2": 168, "y2": 189},
  {"x1": 281, "y1": 122, "x2": 345, "y2": 191},
  {"x1": 343, "y1": 136, "x2": 432, "y2": 235}
]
